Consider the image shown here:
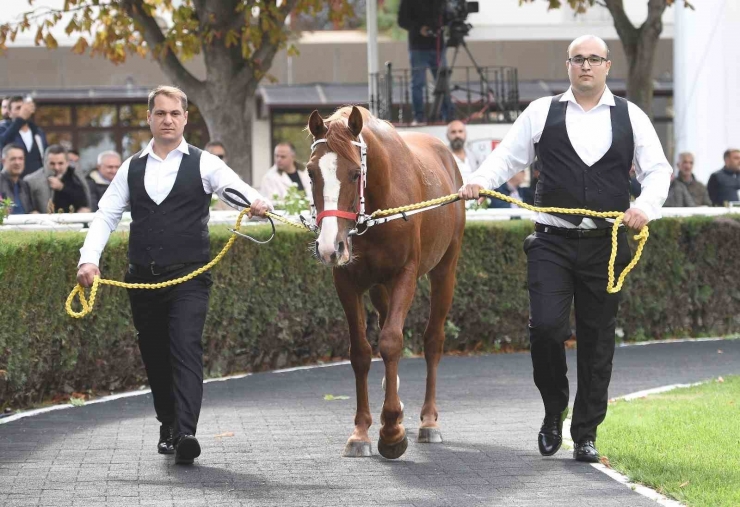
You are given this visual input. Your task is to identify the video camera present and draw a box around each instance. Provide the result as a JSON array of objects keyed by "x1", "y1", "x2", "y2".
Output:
[{"x1": 442, "y1": 0, "x2": 479, "y2": 47}]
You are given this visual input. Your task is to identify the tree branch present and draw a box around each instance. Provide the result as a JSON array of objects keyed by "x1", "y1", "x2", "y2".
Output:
[
  {"x1": 249, "y1": 0, "x2": 299, "y2": 79},
  {"x1": 121, "y1": 0, "x2": 204, "y2": 97},
  {"x1": 641, "y1": 0, "x2": 667, "y2": 42},
  {"x1": 604, "y1": 0, "x2": 638, "y2": 58}
]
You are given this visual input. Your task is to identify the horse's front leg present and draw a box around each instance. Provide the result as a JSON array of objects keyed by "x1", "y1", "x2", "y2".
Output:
[
  {"x1": 334, "y1": 270, "x2": 373, "y2": 457},
  {"x1": 377, "y1": 267, "x2": 418, "y2": 459}
]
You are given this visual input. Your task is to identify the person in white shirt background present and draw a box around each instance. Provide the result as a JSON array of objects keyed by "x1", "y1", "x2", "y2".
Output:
[
  {"x1": 76, "y1": 86, "x2": 272, "y2": 465},
  {"x1": 459, "y1": 35, "x2": 671, "y2": 464},
  {"x1": 446, "y1": 120, "x2": 483, "y2": 184}
]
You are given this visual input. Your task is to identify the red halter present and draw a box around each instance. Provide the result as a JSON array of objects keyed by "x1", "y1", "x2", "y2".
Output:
[{"x1": 310, "y1": 135, "x2": 368, "y2": 229}]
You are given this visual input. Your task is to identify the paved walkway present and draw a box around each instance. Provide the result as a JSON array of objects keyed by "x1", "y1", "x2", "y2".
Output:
[{"x1": 1, "y1": 339, "x2": 738, "y2": 507}]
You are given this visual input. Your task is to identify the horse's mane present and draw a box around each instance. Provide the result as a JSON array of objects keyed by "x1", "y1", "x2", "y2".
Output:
[{"x1": 322, "y1": 106, "x2": 392, "y2": 166}]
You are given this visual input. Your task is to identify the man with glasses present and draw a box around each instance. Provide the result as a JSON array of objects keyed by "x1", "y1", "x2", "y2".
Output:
[
  {"x1": 204, "y1": 140, "x2": 227, "y2": 163},
  {"x1": 459, "y1": 35, "x2": 671, "y2": 463}
]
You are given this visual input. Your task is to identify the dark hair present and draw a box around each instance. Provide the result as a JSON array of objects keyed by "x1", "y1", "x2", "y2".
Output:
[
  {"x1": 68, "y1": 149, "x2": 80, "y2": 157},
  {"x1": 2, "y1": 143, "x2": 25, "y2": 158},
  {"x1": 205, "y1": 140, "x2": 226, "y2": 151},
  {"x1": 723, "y1": 148, "x2": 740, "y2": 160},
  {"x1": 44, "y1": 144, "x2": 68, "y2": 164},
  {"x1": 275, "y1": 141, "x2": 296, "y2": 154},
  {"x1": 8, "y1": 96, "x2": 24, "y2": 107}
]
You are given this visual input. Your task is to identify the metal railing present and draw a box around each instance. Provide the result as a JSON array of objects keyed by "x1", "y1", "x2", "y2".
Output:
[
  {"x1": 2, "y1": 207, "x2": 738, "y2": 232},
  {"x1": 370, "y1": 62, "x2": 520, "y2": 126}
]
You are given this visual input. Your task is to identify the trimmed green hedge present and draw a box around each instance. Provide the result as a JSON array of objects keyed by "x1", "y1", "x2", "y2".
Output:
[{"x1": 1, "y1": 216, "x2": 739, "y2": 409}]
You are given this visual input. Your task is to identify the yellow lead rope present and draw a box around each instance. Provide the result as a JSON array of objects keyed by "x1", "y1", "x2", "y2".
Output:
[
  {"x1": 66, "y1": 190, "x2": 648, "y2": 318},
  {"x1": 370, "y1": 189, "x2": 649, "y2": 295},
  {"x1": 66, "y1": 207, "x2": 304, "y2": 319}
]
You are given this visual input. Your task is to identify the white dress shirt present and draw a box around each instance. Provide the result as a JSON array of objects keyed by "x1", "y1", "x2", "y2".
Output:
[
  {"x1": 79, "y1": 138, "x2": 270, "y2": 267},
  {"x1": 468, "y1": 86, "x2": 672, "y2": 228}
]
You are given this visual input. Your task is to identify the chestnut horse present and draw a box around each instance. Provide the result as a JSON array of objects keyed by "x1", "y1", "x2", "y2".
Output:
[{"x1": 306, "y1": 106, "x2": 465, "y2": 459}]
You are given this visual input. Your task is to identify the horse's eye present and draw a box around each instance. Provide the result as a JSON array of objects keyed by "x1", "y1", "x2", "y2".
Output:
[{"x1": 351, "y1": 172, "x2": 360, "y2": 182}]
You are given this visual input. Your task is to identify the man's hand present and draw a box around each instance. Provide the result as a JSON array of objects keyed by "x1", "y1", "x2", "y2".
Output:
[
  {"x1": 77, "y1": 263, "x2": 101, "y2": 288},
  {"x1": 458, "y1": 183, "x2": 487, "y2": 205},
  {"x1": 48, "y1": 176, "x2": 64, "y2": 191},
  {"x1": 19, "y1": 100, "x2": 35, "y2": 121},
  {"x1": 248, "y1": 199, "x2": 272, "y2": 218},
  {"x1": 622, "y1": 208, "x2": 649, "y2": 230},
  {"x1": 420, "y1": 25, "x2": 433, "y2": 36}
]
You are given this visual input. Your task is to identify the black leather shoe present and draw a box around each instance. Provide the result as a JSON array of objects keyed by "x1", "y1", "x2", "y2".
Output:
[
  {"x1": 157, "y1": 424, "x2": 175, "y2": 455},
  {"x1": 574, "y1": 440, "x2": 601, "y2": 463},
  {"x1": 538, "y1": 407, "x2": 568, "y2": 456},
  {"x1": 175, "y1": 435, "x2": 201, "y2": 465}
]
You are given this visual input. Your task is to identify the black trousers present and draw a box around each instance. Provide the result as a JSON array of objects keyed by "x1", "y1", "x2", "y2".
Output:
[
  {"x1": 125, "y1": 265, "x2": 211, "y2": 438},
  {"x1": 524, "y1": 229, "x2": 631, "y2": 443}
]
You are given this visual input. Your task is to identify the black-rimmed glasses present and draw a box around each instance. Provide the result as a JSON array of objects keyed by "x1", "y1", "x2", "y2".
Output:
[{"x1": 567, "y1": 55, "x2": 608, "y2": 66}]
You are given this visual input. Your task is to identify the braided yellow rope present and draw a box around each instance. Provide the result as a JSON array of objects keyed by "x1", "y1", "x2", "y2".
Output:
[
  {"x1": 370, "y1": 189, "x2": 649, "y2": 294},
  {"x1": 67, "y1": 190, "x2": 648, "y2": 319},
  {"x1": 66, "y1": 207, "x2": 304, "y2": 319}
]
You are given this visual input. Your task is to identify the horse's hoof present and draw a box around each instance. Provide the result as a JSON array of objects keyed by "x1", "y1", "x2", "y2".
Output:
[
  {"x1": 342, "y1": 440, "x2": 372, "y2": 457},
  {"x1": 418, "y1": 427, "x2": 443, "y2": 443},
  {"x1": 377, "y1": 435, "x2": 408, "y2": 459}
]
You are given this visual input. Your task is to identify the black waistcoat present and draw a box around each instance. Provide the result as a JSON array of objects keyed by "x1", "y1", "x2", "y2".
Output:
[
  {"x1": 127, "y1": 145, "x2": 211, "y2": 266},
  {"x1": 534, "y1": 94, "x2": 634, "y2": 226}
]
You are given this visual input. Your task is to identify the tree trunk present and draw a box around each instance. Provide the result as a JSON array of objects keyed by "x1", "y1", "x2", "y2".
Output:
[
  {"x1": 196, "y1": 76, "x2": 257, "y2": 184},
  {"x1": 606, "y1": 0, "x2": 667, "y2": 119},
  {"x1": 625, "y1": 34, "x2": 659, "y2": 117}
]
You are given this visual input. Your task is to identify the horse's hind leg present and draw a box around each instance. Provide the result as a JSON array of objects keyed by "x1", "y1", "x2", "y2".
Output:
[
  {"x1": 377, "y1": 268, "x2": 417, "y2": 460},
  {"x1": 334, "y1": 271, "x2": 373, "y2": 457},
  {"x1": 418, "y1": 243, "x2": 461, "y2": 444}
]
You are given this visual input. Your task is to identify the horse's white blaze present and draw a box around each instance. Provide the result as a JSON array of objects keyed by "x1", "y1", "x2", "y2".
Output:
[{"x1": 317, "y1": 152, "x2": 340, "y2": 259}]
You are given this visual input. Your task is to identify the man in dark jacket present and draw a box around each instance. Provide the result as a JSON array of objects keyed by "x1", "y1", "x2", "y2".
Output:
[
  {"x1": 707, "y1": 149, "x2": 740, "y2": 206},
  {"x1": 0, "y1": 96, "x2": 47, "y2": 177},
  {"x1": 25, "y1": 144, "x2": 91, "y2": 213},
  {"x1": 398, "y1": 0, "x2": 451, "y2": 124},
  {"x1": 0, "y1": 144, "x2": 33, "y2": 214},
  {"x1": 86, "y1": 150, "x2": 122, "y2": 211},
  {"x1": 674, "y1": 152, "x2": 711, "y2": 206}
]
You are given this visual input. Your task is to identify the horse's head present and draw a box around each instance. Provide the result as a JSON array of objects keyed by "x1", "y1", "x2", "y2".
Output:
[{"x1": 306, "y1": 106, "x2": 365, "y2": 267}]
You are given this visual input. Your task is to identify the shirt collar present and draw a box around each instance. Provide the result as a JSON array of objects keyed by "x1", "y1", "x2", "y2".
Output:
[
  {"x1": 560, "y1": 85, "x2": 615, "y2": 109},
  {"x1": 140, "y1": 137, "x2": 189, "y2": 160}
]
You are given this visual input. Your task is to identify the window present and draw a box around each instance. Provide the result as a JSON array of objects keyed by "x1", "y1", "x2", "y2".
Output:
[{"x1": 34, "y1": 101, "x2": 210, "y2": 170}]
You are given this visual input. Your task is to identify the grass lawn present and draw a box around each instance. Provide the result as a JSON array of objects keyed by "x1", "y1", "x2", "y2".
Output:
[{"x1": 598, "y1": 376, "x2": 740, "y2": 507}]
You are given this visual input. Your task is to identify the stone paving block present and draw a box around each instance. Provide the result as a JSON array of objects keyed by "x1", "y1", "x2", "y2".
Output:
[{"x1": 1, "y1": 340, "x2": 738, "y2": 507}]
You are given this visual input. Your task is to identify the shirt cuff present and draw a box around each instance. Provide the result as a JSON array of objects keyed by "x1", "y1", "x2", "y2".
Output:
[
  {"x1": 631, "y1": 200, "x2": 661, "y2": 222},
  {"x1": 468, "y1": 174, "x2": 490, "y2": 189},
  {"x1": 78, "y1": 250, "x2": 100, "y2": 268}
]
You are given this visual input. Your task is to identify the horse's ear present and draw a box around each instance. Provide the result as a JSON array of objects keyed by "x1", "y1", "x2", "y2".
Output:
[
  {"x1": 348, "y1": 106, "x2": 363, "y2": 138},
  {"x1": 308, "y1": 110, "x2": 327, "y2": 138}
]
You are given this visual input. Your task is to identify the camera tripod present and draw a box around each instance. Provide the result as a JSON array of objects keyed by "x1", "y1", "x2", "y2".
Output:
[{"x1": 429, "y1": 28, "x2": 501, "y2": 123}]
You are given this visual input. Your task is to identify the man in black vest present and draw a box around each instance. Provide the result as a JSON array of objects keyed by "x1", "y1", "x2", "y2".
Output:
[
  {"x1": 459, "y1": 36, "x2": 671, "y2": 462},
  {"x1": 76, "y1": 86, "x2": 272, "y2": 465}
]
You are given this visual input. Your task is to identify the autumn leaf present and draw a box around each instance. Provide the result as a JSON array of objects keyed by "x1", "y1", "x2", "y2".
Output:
[{"x1": 324, "y1": 394, "x2": 350, "y2": 401}]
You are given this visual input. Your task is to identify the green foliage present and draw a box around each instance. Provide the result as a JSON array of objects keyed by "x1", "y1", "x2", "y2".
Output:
[
  {"x1": 1, "y1": 216, "x2": 739, "y2": 410},
  {"x1": 270, "y1": 185, "x2": 311, "y2": 215},
  {"x1": 0, "y1": 197, "x2": 13, "y2": 225},
  {"x1": 0, "y1": 1, "x2": 354, "y2": 66}
]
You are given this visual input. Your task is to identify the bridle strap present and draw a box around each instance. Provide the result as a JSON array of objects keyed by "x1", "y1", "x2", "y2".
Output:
[
  {"x1": 309, "y1": 133, "x2": 368, "y2": 230},
  {"x1": 316, "y1": 209, "x2": 359, "y2": 226}
]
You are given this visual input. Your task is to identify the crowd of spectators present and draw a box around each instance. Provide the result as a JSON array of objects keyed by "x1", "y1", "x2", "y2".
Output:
[{"x1": 1, "y1": 97, "x2": 738, "y2": 217}]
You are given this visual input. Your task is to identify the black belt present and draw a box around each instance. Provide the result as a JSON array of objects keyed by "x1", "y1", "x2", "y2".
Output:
[
  {"x1": 128, "y1": 263, "x2": 189, "y2": 276},
  {"x1": 535, "y1": 222, "x2": 623, "y2": 239}
]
